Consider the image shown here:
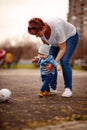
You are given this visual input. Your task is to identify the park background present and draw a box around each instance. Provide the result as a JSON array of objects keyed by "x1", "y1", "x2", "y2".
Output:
[{"x1": 0, "y1": 0, "x2": 87, "y2": 70}]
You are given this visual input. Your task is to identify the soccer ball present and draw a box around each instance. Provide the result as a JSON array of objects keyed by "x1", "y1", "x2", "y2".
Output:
[{"x1": 0, "y1": 88, "x2": 12, "y2": 102}]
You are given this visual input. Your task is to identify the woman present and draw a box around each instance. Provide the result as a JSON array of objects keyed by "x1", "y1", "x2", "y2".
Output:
[{"x1": 28, "y1": 17, "x2": 79, "y2": 97}]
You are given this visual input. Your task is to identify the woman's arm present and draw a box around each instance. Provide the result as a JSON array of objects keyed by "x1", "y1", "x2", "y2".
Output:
[
  {"x1": 44, "y1": 42, "x2": 66, "y2": 72},
  {"x1": 55, "y1": 42, "x2": 66, "y2": 62}
]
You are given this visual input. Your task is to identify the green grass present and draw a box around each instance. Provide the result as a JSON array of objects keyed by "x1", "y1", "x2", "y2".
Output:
[
  {"x1": 72, "y1": 65, "x2": 87, "y2": 71},
  {"x1": 1, "y1": 64, "x2": 87, "y2": 71},
  {"x1": 72, "y1": 65, "x2": 82, "y2": 70},
  {"x1": 16, "y1": 64, "x2": 39, "y2": 69},
  {"x1": 1, "y1": 64, "x2": 39, "y2": 69}
]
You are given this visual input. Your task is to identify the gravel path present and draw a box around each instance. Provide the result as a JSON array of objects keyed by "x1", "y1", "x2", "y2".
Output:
[{"x1": 0, "y1": 69, "x2": 87, "y2": 130}]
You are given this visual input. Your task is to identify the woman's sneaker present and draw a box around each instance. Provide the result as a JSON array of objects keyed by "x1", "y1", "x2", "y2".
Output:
[
  {"x1": 50, "y1": 88, "x2": 57, "y2": 94},
  {"x1": 62, "y1": 88, "x2": 72, "y2": 97}
]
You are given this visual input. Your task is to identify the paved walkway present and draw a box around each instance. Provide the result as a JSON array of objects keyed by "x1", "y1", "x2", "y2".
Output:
[
  {"x1": 23, "y1": 121, "x2": 87, "y2": 130},
  {"x1": 0, "y1": 69, "x2": 87, "y2": 130}
]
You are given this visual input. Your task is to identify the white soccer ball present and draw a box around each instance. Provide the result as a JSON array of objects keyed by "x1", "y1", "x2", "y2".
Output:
[{"x1": 0, "y1": 88, "x2": 12, "y2": 102}]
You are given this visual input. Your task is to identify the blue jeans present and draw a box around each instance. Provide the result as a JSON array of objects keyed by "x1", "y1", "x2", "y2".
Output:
[
  {"x1": 41, "y1": 74, "x2": 53, "y2": 92},
  {"x1": 49, "y1": 32, "x2": 79, "y2": 90}
]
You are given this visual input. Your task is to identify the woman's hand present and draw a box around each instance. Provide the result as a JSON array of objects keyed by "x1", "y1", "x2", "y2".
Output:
[
  {"x1": 44, "y1": 63, "x2": 53, "y2": 72},
  {"x1": 57, "y1": 65, "x2": 61, "y2": 71}
]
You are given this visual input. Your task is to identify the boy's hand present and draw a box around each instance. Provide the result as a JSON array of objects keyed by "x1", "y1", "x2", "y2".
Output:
[{"x1": 32, "y1": 56, "x2": 38, "y2": 63}]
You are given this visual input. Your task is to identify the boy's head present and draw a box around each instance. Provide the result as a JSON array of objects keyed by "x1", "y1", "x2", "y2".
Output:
[{"x1": 38, "y1": 44, "x2": 50, "y2": 58}]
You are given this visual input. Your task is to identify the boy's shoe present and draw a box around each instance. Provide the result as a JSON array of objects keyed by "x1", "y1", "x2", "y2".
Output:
[
  {"x1": 50, "y1": 88, "x2": 57, "y2": 94},
  {"x1": 38, "y1": 91, "x2": 51, "y2": 97},
  {"x1": 45, "y1": 91, "x2": 51, "y2": 96},
  {"x1": 62, "y1": 88, "x2": 72, "y2": 97},
  {"x1": 38, "y1": 91, "x2": 46, "y2": 97}
]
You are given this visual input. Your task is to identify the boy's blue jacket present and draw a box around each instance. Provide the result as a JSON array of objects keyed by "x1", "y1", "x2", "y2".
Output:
[{"x1": 38, "y1": 55, "x2": 59, "y2": 75}]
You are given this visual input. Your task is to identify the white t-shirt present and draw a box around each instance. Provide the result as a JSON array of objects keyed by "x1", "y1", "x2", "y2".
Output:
[{"x1": 41, "y1": 17, "x2": 76, "y2": 46}]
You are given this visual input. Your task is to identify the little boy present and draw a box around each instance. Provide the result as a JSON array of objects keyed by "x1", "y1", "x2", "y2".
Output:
[{"x1": 32, "y1": 44, "x2": 61, "y2": 97}]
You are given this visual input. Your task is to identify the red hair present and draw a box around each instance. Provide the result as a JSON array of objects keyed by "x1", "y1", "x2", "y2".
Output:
[{"x1": 29, "y1": 17, "x2": 45, "y2": 29}]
